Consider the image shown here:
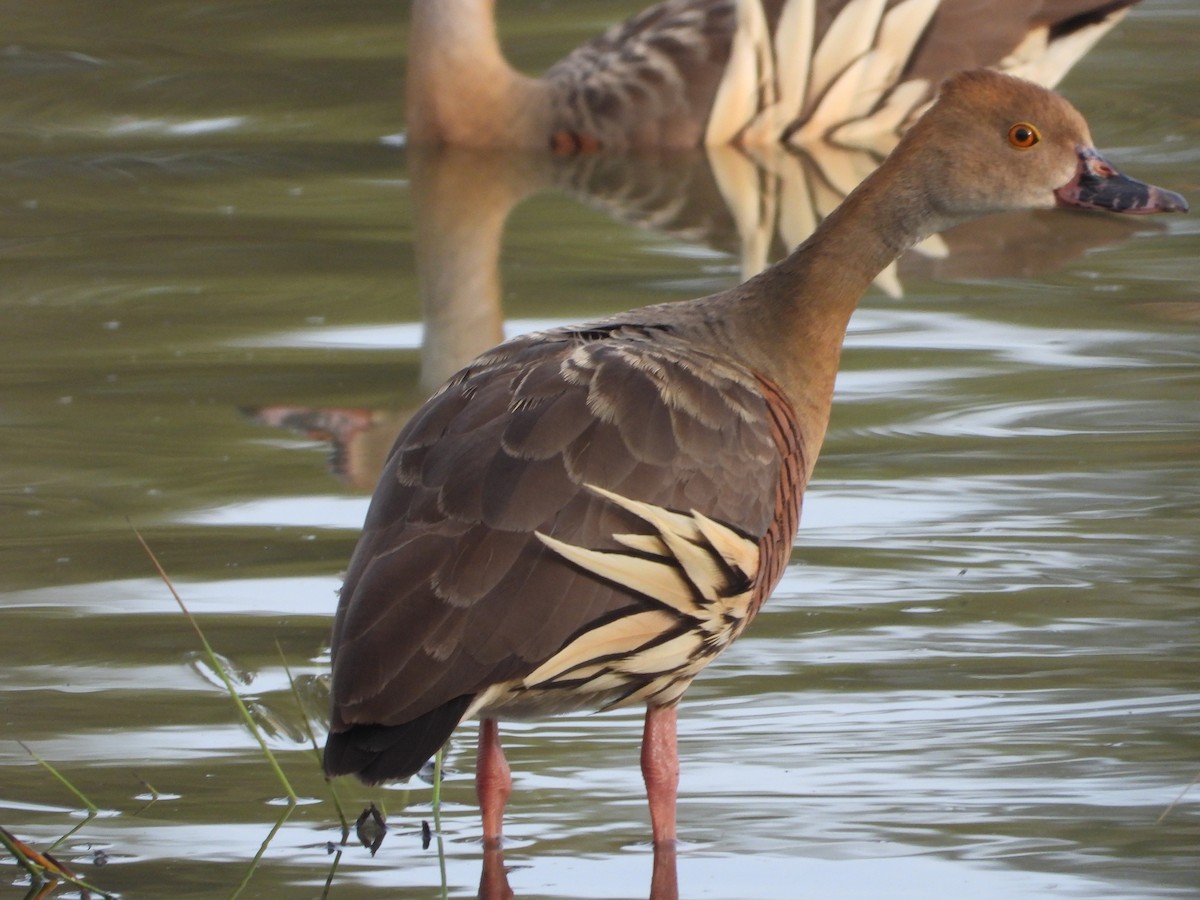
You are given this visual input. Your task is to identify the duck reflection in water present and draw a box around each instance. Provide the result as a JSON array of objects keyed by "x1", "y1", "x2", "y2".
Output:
[
  {"x1": 246, "y1": 139, "x2": 1158, "y2": 493},
  {"x1": 249, "y1": 0, "x2": 1155, "y2": 493}
]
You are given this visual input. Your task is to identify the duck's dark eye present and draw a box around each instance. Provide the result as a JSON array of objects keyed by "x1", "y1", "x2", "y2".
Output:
[{"x1": 1008, "y1": 123, "x2": 1040, "y2": 149}]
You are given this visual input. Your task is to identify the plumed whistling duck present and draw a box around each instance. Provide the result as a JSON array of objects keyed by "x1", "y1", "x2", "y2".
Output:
[
  {"x1": 405, "y1": 0, "x2": 1143, "y2": 150},
  {"x1": 325, "y1": 68, "x2": 1186, "y2": 846}
]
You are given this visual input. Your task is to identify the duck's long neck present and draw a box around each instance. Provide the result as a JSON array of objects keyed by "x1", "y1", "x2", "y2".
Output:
[
  {"x1": 719, "y1": 140, "x2": 948, "y2": 472},
  {"x1": 407, "y1": 0, "x2": 551, "y2": 147}
]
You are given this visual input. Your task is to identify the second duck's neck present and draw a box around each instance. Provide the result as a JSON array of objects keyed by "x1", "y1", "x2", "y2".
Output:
[{"x1": 407, "y1": 0, "x2": 551, "y2": 147}]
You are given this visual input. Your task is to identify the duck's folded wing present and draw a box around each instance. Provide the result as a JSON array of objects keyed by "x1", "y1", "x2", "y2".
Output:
[{"x1": 326, "y1": 323, "x2": 803, "y2": 778}]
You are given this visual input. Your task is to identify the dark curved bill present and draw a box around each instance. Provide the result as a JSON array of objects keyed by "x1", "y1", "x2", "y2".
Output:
[{"x1": 1054, "y1": 147, "x2": 1188, "y2": 215}]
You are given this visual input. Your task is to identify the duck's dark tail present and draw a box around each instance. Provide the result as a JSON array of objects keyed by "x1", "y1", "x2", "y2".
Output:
[{"x1": 323, "y1": 694, "x2": 474, "y2": 784}]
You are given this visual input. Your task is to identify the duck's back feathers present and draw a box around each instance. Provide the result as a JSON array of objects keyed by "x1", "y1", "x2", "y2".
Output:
[{"x1": 325, "y1": 321, "x2": 805, "y2": 782}]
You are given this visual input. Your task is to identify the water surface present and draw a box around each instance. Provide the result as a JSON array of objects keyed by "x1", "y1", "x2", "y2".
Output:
[{"x1": 0, "y1": 2, "x2": 1197, "y2": 898}]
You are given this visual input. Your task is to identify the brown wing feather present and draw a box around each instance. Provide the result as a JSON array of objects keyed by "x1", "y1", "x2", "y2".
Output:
[
  {"x1": 906, "y1": 0, "x2": 1139, "y2": 81},
  {"x1": 545, "y1": 0, "x2": 738, "y2": 148},
  {"x1": 325, "y1": 321, "x2": 791, "y2": 781}
]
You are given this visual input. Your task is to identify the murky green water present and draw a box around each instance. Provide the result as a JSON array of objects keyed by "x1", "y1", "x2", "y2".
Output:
[{"x1": 1, "y1": 2, "x2": 1197, "y2": 898}]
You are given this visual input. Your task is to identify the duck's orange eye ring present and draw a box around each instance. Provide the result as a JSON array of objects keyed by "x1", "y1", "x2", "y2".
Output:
[{"x1": 1008, "y1": 123, "x2": 1040, "y2": 149}]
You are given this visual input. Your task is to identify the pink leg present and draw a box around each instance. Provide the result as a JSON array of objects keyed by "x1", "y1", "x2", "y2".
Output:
[
  {"x1": 650, "y1": 841, "x2": 679, "y2": 900},
  {"x1": 476, "y1": 718, "x2": 512, "y2": 848},
  {"x1": 641, "y1": 704, "x2": 679, "y2": 846},
  {"x1": 478, "y1": 844, "x2": 515, "y2": 900}
]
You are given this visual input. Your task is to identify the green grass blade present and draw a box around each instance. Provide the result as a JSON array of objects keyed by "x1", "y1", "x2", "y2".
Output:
[
  {"x1": 0, "y1": 827, "x2": 43, "y2": 880},
  {"x1": 1157, "y1": 768, "x2": 1199, "y2": 825},
  {"x1": 133, "y1": 527, "x2": 299, "y2": 805},
  {"x1": 432, "y1": 747, "x2": 448, "y2": 900},
  {"x1": 274, "y1": 640, "x2": 350, "y2": 836},
  {"x1": 17, "y1": 741, "x2": 98, "y2": 816},
  {"x1": 0, "y1": 825, "x2": 116, "y2": 898},
  {"x1": 228, "y1": 804, "x2": 293, "y2": 900}
]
